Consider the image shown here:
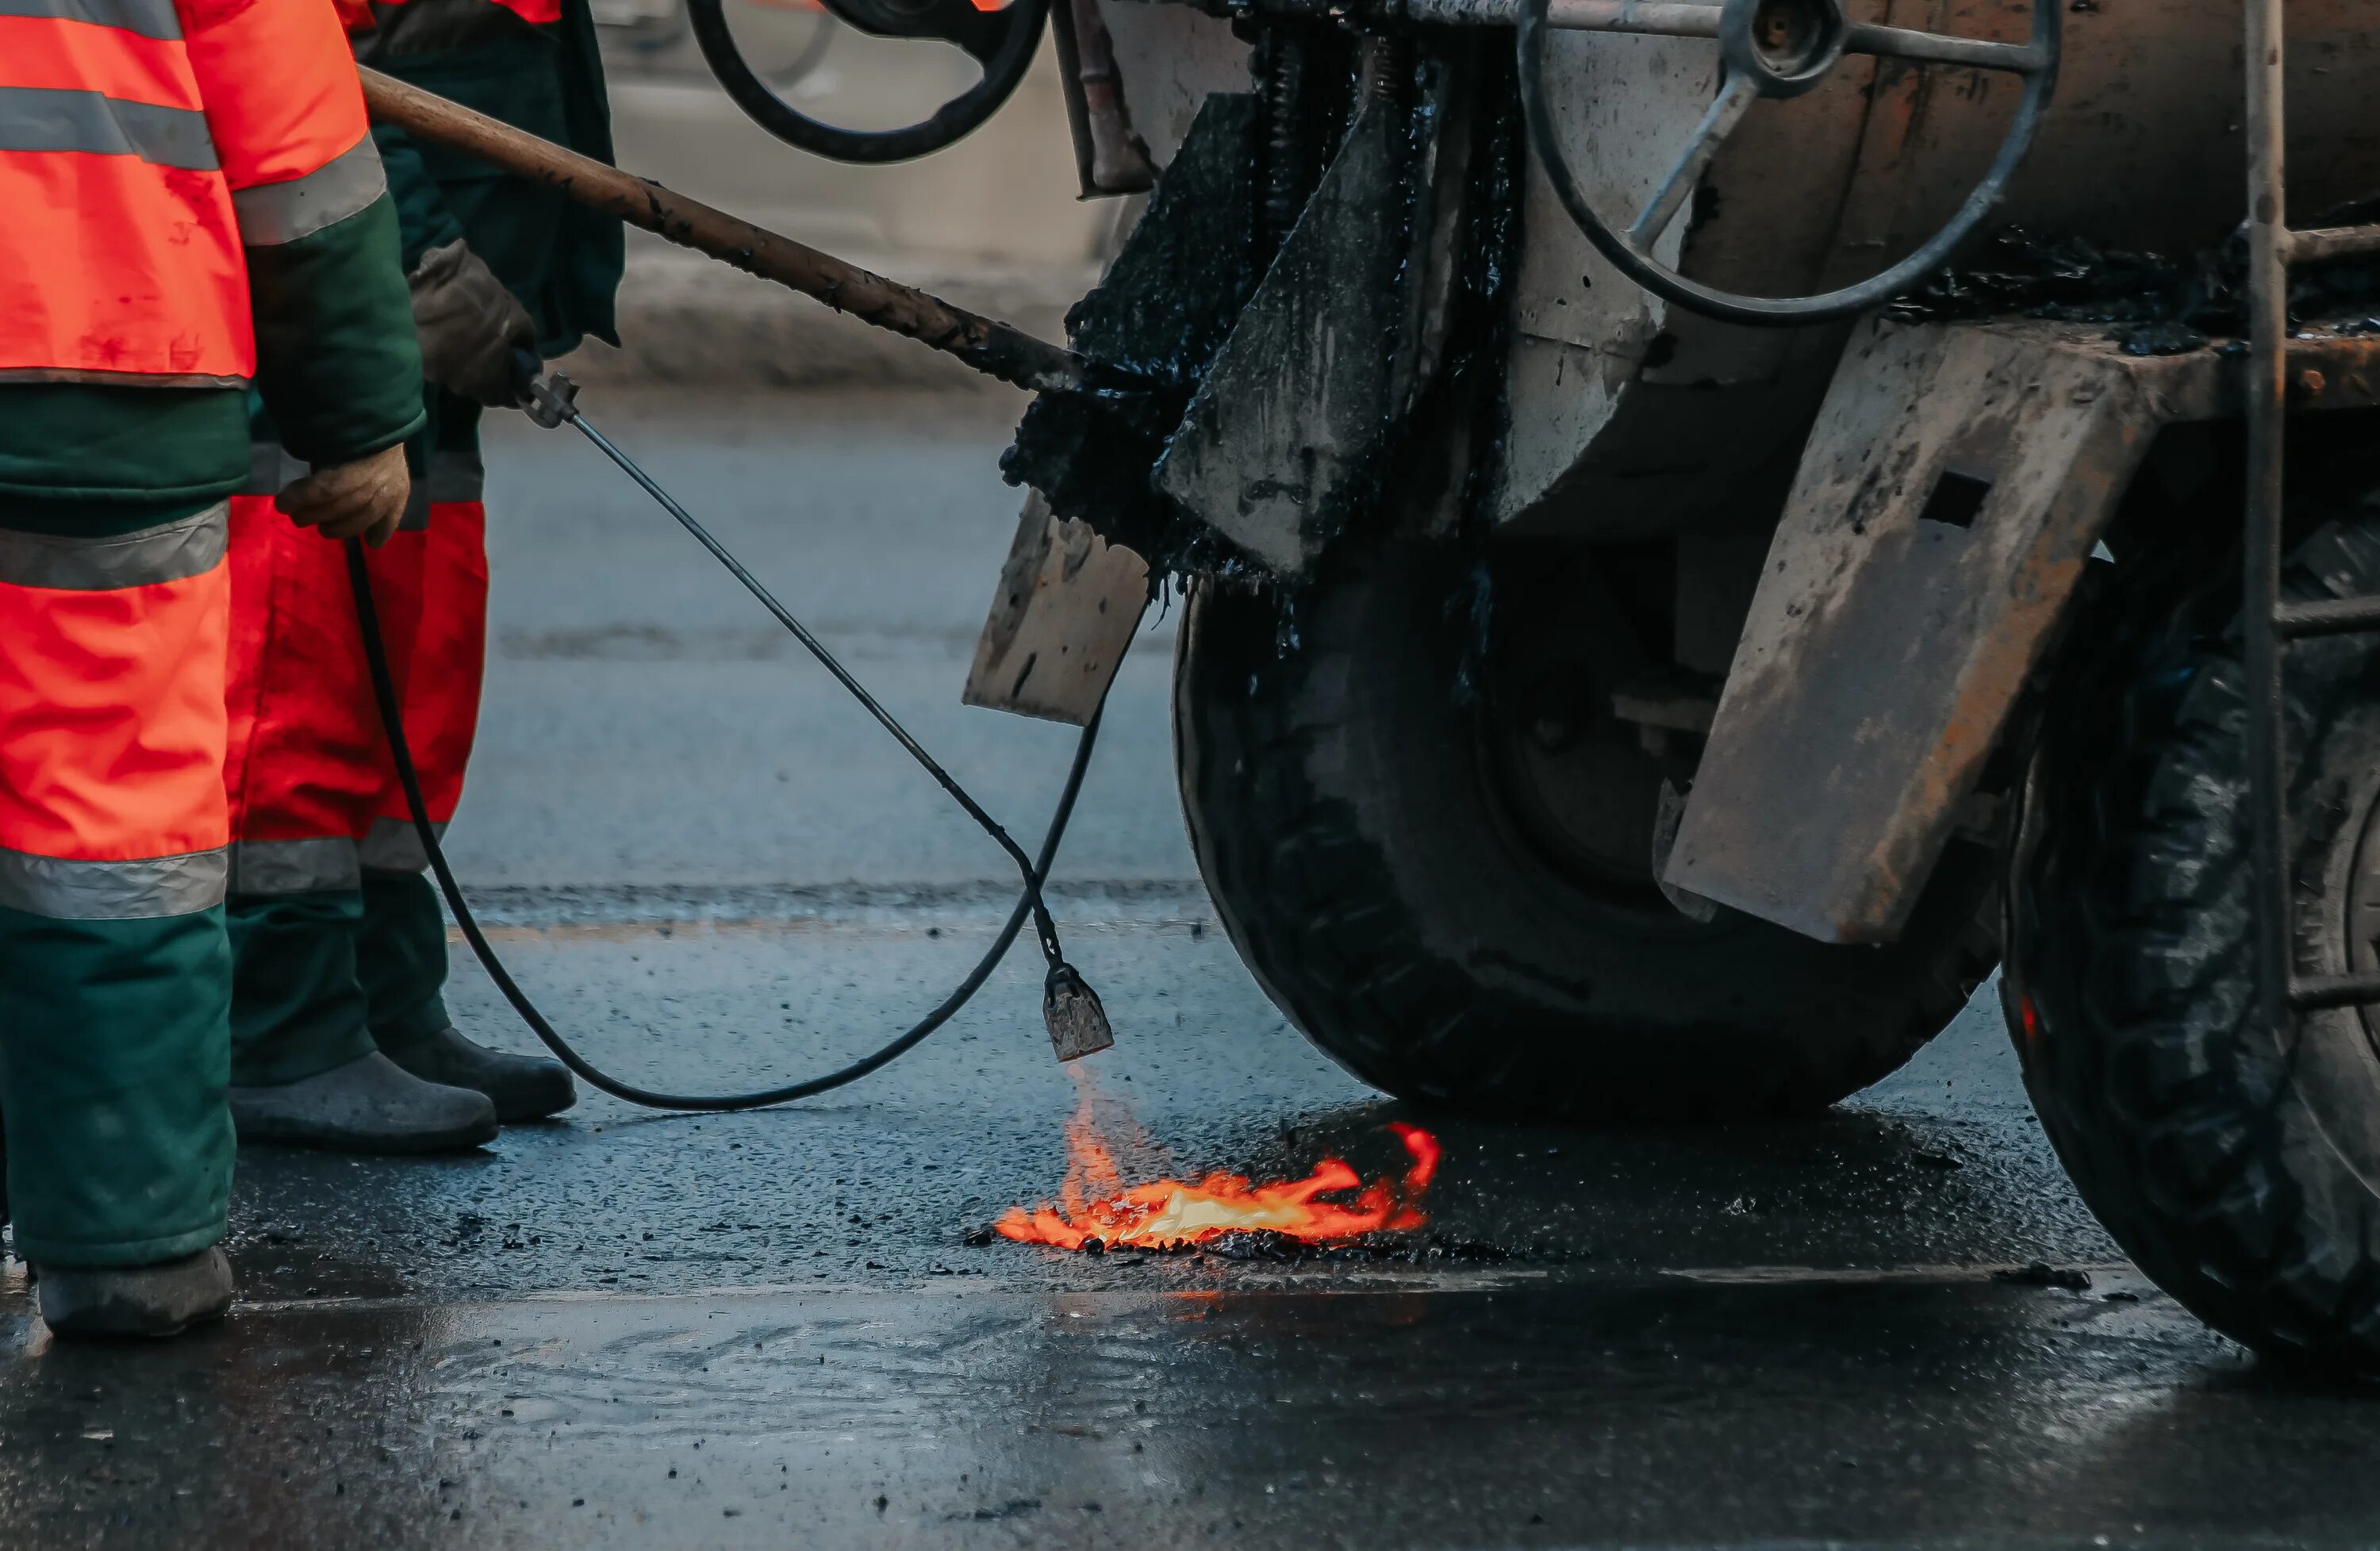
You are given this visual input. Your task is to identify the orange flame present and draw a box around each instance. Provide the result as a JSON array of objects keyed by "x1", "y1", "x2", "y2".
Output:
[{"x1": 996, "y1": 1081, "x2": 1441, "y2": 1251}]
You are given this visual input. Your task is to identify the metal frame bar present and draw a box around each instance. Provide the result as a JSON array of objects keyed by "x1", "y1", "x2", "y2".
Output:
[
  {"x1": 2244, "y1": 0, "x2": 2293, "y2": 1031},
  {"x1": 2288, "y1": 225, "x2": 2380, "y2": 265},
  {"x1": 2274, "y1": 596, "x2": 2380, "y2": 639},
  {"x1": 2241, "y1": 0, "x2": 2380, "y2": 1019}
]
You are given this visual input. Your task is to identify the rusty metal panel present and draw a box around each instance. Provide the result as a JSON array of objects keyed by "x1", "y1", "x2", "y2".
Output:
[
  {"x1": 1093, "y1": 1, "x2": 1249, "y2": 170},
  {"x1": 1492, "y1": 0, "x2": 2380, "y2": 539},
  {"x1": 1664, "y1": 319, "x2": 2163, "y2": 943},
  {"x1": 1656, "y1": 318, "x2": 2380, "y2": 944},
  {"x1": 963, "y1": 490, "x2": 1149, "y2": 727},
  {"x1": 1495, "y1": 8, "x2": 1882, "y2": 531}
]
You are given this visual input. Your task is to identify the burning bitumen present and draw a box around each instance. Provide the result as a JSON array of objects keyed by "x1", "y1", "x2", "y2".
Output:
[{"x1": 983, "y1": 1070, "x2": 1446, "y2": 1257}]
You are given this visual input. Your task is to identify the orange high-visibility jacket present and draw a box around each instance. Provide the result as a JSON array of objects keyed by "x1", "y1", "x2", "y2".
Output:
[{"x1": 0, "y1": 0, "x2": 391, "y2": 387}]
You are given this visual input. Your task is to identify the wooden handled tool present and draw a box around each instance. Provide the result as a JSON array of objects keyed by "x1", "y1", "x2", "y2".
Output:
[{"x1": 359, "y1": 67, "x2": 1097, "y2": 394}]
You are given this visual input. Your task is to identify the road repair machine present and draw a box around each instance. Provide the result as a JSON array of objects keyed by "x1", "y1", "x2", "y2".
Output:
[{"x1": 374, "y1": 0, "x2": 2380, "y2": 1368}]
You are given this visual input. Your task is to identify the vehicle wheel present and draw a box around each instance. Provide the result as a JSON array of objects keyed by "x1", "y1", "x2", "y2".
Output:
[
  {"x1": 1173, "y1": 537, "x2": 1998, "y2": 1123},
  {"x1": 2005, "y1": 510, "x2": 2380, "y2": 1368}
]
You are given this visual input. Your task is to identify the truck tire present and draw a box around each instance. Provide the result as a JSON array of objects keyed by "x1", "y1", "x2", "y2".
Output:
[
  {"x1": 1173, "y1": 539, "x2": 1997, "y2": 1123},
  {"x1": 2005, "y1": 513, "x2": 2380, "y2": 1368}
]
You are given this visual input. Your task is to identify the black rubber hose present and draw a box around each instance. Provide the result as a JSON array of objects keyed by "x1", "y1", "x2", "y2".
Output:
[
  {"x1": 345, "y1": 538, "x2": 1104, "y2": 1112},
  {"x1": 555, "y1": 405, "x2": 1071, "y2": 969}
]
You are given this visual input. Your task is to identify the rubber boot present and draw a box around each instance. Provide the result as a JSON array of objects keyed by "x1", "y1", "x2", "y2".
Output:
[
  {"x1": 380, "y1": 1024, "x2": 576, "y2": 1123},
  {"x1": 228, "y1": 1050, "x2": 497, "y2": 1154},
  {"x1": 35, "y1": 1247, "x2": 234, "y2": 1339}
]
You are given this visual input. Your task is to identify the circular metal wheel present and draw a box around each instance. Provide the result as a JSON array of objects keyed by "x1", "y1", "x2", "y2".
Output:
[
  {"x1": 689, "y1": 0, "x2": 1047, "y2": 164},
  {"x1": 1517, "y1": 0, "x2": 2062, "y2": 325}
]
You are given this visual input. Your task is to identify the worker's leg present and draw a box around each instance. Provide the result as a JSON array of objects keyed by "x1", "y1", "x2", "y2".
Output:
[
  {"x1": 0, "y1": 501, "x2": 238, "y2": 1336},
  {"x1": 220, "y1": 471, "x2": 497, "y2": 1154},
  {"x1": 358, "y1": 404, "x2": 574, "y2": 1123},
  {"x1": 353, "y1": 424, "x2": 486, "y2": 1054},
  {"x1": 222, "y1": 493, "x2": 377, "y2": 1085}
]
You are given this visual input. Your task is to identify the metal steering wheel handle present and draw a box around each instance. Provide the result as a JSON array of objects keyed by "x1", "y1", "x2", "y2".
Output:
[
  {"x1": 1517, "y1": 0, "x2": 2060, "y2": 326},
  {"x1": 689, "y1": 0, "x2": 1048, "y2": 165}
]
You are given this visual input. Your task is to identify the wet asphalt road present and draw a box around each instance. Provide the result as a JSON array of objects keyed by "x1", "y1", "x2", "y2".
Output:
[{"x1": 9, "y1": 390, "x2": 2380, "y2": 1549}]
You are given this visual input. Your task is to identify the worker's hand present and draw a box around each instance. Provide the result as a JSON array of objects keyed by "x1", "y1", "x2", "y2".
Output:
[
  {"x1": 277, "y1": 443, "x2": 411, "y2": 548},
  {"x1": 409, "y1": 240, "x2": 539, "y2": 408}
]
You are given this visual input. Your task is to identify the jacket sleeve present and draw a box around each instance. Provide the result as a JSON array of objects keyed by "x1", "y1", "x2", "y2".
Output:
[
  {"x1": 178, "y1": 0, "x2": 427, "y2": 466},
  {"x1": 371, "y1": 123, "x2": 470, "y2": 273}
]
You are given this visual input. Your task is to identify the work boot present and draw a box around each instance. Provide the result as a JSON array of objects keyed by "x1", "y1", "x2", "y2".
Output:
[
  {"x1": 229, "y1": 1050, "x2": 497, "y2": 1154},
  {"x1": 35, "y1": 1247, "x2": 234, "y2": 1339},
  {"x1": 382, "y1": 1024, "x2": 576, "y2": 1123}
]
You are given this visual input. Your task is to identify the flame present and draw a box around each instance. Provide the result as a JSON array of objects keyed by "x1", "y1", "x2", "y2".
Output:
[{"x1": 996, "y1": 1077, "x2": 1441, "y2": 1252}]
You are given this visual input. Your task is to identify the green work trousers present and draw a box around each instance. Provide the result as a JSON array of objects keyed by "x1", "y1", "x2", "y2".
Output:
[
  {"x1": 0, "y1": 908, "x2": 234, "y2": 1267},
  {"x1": 228, "y1": 871, "x2": 454, "y2": 1086},
  {"x1": 0, "y1": 499, "x2": 237, "y2": 1269}
]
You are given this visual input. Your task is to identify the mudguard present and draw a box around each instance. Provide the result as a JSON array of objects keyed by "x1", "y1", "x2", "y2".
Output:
[{"x1": 1662, "y1": 317, "x2": 2353, "y2": 943}]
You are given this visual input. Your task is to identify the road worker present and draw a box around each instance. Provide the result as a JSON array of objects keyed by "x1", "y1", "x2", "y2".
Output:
[
  {"x1": 0, "y1": 0, "x2": 424, "y2": 1334},
  {"x1": 221, "y1": 0, "x2": 624, "y2": 1152}
]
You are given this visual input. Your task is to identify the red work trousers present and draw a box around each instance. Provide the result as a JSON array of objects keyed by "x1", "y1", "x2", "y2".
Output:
[
  {"x1": 223, "y1": 491, "x2": 488, "y2": 883},
  {"x1": 220, "y1": 466, "x2": 487, "y2": 1085}
]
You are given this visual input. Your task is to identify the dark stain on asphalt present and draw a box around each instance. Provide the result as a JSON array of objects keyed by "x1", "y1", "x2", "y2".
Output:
[{"x1": 6, "y1": 1267, "x2": 2376, "y2": 1549}]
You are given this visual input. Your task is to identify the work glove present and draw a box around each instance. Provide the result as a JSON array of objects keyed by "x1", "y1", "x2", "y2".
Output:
[
  {"x1": 278, "y1": 443, "x2": 411, "y2": 548},
  {"x1": 409, "y1": 240, "x2": 539, "y2": 407}
]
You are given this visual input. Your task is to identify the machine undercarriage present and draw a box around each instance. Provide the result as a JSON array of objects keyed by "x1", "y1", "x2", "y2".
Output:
[{"x1": 381, "y1": 0, "x2": 2380, "y2": 1368}]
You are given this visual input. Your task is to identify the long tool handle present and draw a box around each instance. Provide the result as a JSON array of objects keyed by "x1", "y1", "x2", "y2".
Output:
[{"x1": 359, "y1": 67, "x2": 1093, "y2": 394}]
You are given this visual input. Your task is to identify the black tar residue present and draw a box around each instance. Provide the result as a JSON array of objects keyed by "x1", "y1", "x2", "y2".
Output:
[
  {"x1": 966, "y1": 1227, "x2": 1529, "y2": 1265},
  {"x1": 1889, "y1": 220, "x2": 2380, "y2": 355},
  {"x1": 1195, "y1": 1230, "x2": 1516, "y2": 1264},
  {"x1": 1992, "y1": 1260, "x2": 2093, "y2": 1292},
  {"x1": 1007, "y1": 38, "x2": 1527, "y2": 607},
  {"x1": 1440, "y1": 47, "x2": 1527, "y2": 708}
]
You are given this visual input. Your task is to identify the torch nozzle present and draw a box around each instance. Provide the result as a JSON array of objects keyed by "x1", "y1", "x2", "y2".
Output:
[{"x1": 1043, "y1": 962, "x2": 1114, "y2": 1062}]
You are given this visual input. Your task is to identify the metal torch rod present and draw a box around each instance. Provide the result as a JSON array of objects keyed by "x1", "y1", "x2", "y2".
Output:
[{"x1": 359, "y1": 67, "x2": 1096, "y2": 394}]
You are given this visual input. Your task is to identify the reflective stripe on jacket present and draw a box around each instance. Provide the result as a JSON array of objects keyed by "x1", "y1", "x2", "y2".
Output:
[{"x1": 0, "y1": 0, "x2": 389, "y2": 387}]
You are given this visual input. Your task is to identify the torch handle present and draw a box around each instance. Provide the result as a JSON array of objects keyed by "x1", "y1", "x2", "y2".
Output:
[{"x1": 359, "y1": 67, "x2": 1094, "y2": 394}]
